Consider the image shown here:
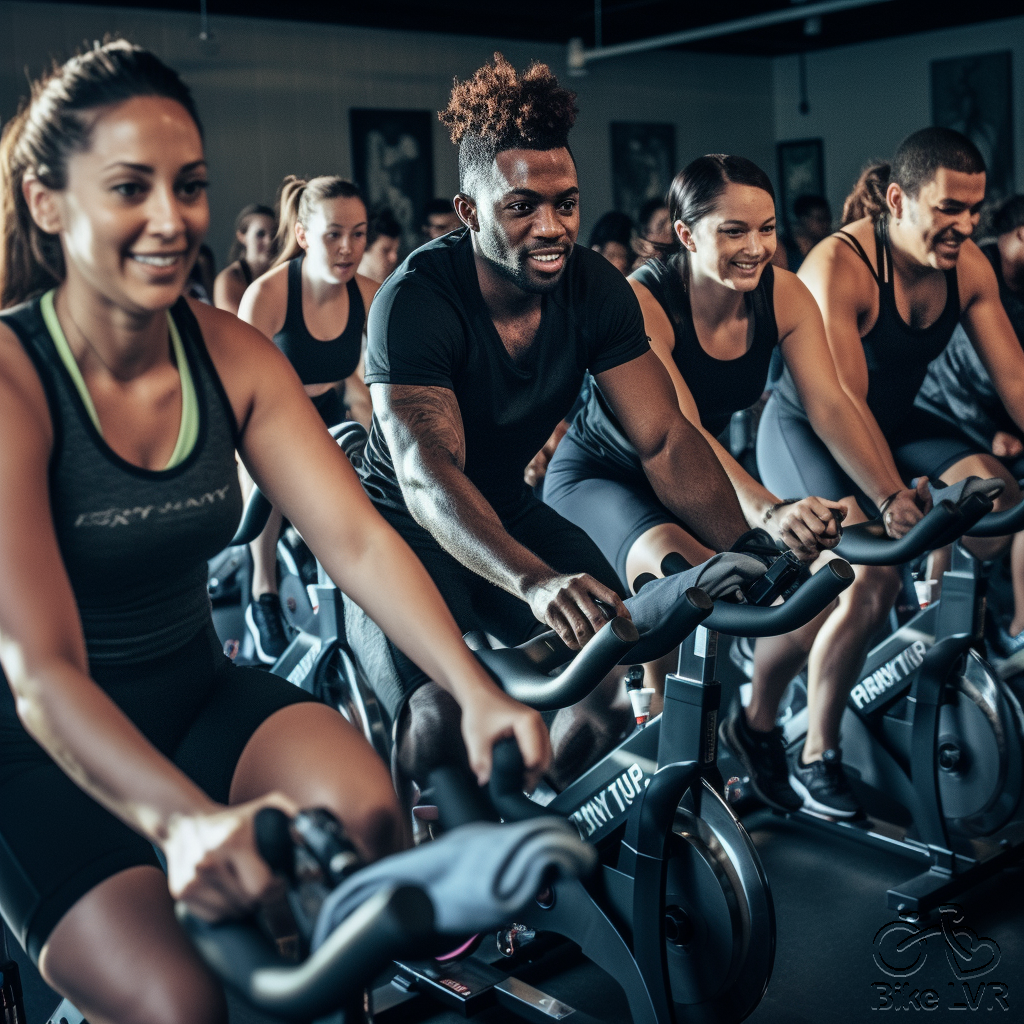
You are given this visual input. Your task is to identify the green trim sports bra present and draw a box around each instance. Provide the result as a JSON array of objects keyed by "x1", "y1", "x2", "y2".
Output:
[{"x1": 40, "y1": 289, "x2": 199, "y2": 469}]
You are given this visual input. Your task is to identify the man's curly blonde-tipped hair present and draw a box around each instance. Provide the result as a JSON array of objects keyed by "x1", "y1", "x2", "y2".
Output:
[
  {"x1": 440, "y1": 54, "x2": 578, "y2": 191},
  {"x1": 440, "y1": 53, "x2": 577, "y2": 149}
]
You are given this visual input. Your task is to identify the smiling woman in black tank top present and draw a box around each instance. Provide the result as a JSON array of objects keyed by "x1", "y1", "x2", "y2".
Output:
[
  {"x1": 0, "y1": 42, "x2": 548, "y2": 1021},
  {"x1": 237, "y1": 175, "x2": 379, "y2": 661},
  {"x1": 544, "y1": 155, "x2": 896, "y2": 596}
]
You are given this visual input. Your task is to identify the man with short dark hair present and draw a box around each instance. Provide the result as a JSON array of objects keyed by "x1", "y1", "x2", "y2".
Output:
[
  {"x1": 757, "y1": 127, "x2": 1024, "y2": 816},
  {"x1": 421, "y1": 198, "x2": 461, "y2": 240},
  {"x1": 358, "y1": 208, "x2": 402, "y2": 284},
  {"x1": 356, "y1": 54, "x2": 750, "y2": 789}
]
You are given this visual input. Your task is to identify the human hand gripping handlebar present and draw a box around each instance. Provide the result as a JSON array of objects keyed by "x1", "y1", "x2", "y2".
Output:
[
  {"x1": 834, "y1": 476, "x2": 1015, "y2": 565},
  {"x1": 176, "y1": 808, "x2": 433, "y2": 1022}
]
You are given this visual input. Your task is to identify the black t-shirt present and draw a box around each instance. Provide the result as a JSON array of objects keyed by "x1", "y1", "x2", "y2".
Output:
[{"x1": 361, "y1": 230, "x2": 650, "y2": 515}]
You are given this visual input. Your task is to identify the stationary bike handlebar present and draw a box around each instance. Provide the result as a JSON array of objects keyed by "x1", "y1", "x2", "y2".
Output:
[
  {"x1": 704, "y1": 559, "x2": 854, "y2": 636},
  {"x1": 964, "y1": 493, "x2": 1024, "y2": 537},
  {"x1": 229, "y1": 422, "x2": 368, "y2": 547},
  {"x1": 177, "y1": 806, "x2": 433, "y2": 1022},
  {"x1": 835, "y1": 493, "x2": 992, "y2": 566}
]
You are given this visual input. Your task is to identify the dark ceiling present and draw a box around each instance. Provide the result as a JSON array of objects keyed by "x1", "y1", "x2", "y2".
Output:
[{"x1": 45, "y1": 0, "x2": 1023, "y2": 57}]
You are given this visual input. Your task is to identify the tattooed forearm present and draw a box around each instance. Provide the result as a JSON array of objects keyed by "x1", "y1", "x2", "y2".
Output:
[{"x1": 376, "y1": 384, "x2": 466, "y2": 474}]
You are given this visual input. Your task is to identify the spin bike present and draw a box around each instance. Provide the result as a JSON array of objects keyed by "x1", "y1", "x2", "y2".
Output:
[{"x1": 722, "y1": 481, "x2": 1024, "y2": 913}]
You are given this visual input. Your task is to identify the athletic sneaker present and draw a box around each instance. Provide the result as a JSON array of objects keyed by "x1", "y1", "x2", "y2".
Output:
[
  {"x1": 719, "y1": 707, "x2": 803, "y2": 812},
  {"x1": 246, "y1": 593, "x2": 289, "y2": 664},
  {"x1": 788, "y1": 748, "x2": 861, "y2": 819}
]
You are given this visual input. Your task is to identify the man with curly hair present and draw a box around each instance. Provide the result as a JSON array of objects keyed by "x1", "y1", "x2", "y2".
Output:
[{"x1": 357, "y1": 55, "x2": 749, "y2": 789}]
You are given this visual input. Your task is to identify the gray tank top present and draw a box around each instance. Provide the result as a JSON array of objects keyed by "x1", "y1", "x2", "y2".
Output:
[{"x1": 1, "y1": 295, "x2": 243, "y2": 664}]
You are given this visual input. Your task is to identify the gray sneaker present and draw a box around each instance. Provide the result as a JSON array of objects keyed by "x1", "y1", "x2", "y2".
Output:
[
  {"x1": 719, "y1": 707, "x2": 803, "y2": 812},
  {"x1": 789, "y1": 749, "x2": 862, "y2": 819}
]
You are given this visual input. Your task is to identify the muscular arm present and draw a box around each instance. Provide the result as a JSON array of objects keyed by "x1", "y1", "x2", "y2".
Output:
[
  {"x1": 959, "y1": 242, "x2": 1024, "y2": 433},
  {"x1": 776, "y1": 268, "x2": 905, "y2": 506},
  {"x1": 595, "y1": 350, "x2": 749, "y2": 550},
  {"x1": 798, "y1": 238, "x2": 906, "y2": 503}
]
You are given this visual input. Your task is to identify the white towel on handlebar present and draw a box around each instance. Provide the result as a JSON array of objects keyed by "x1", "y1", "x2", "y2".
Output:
[{"x1": 310, "y1": 817, "x2": 596, "y2": 950}]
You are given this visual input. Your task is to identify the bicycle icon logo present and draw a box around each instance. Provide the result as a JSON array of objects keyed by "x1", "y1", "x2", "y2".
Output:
[{"x1": 873, "y1": 904, "x2": 1001, "y2": 981}]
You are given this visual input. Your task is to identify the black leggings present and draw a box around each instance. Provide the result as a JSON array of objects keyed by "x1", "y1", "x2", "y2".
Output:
[
  {"x1": 344, "y1": 491, "x2": 623, "y2": 723},
  {"x1": 0, "y1": 623, "x2": 315, "y2": 962},
  {"x1": 756, "y1": 397, "x2": 986, "y2": 511}
]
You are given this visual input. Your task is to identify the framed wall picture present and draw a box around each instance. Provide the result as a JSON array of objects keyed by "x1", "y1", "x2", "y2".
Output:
[
  {"x1": 610, "y1": 122, "x2": 676, "y2": 227},
  {"x1": 931, "y1": 51, "x2": 1015, "y2": 206},
  {"x1": 776, "y1": 138, "x2": 825, "y2": 235},
  {"x1": 350, "y1": 109, "x2": 434, "y2": 254}
]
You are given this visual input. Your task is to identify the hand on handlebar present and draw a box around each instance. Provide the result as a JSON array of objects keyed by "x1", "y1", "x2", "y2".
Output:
[
  {"x1": 764, "y1": 497, "x2": 847, "y2": 562},
  {"x1": 460, "y1": 688, "x2": 552, "y2": 790},
  {"x1": 164, "y1": 793, "x2": 299, "y2": 922},
  {"x1": 525, "y1": 572, "x2": 630, "y2": 650},
  {"x1": 883, "y1": 478, "x2": 932, "y2": 539}
]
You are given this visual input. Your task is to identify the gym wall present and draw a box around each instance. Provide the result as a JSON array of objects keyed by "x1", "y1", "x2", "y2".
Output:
[
  {"x1": 0, "y1": 0, "x2": 775, "y2": 265},
  {"x1": 774, "y1": 14, "x2": 1024, "y2": 221}
]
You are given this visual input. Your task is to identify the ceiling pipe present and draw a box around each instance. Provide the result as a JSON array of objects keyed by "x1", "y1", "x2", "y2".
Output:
[{"x1": 567, "y1": 0, "x2": 896, "y2": 74}]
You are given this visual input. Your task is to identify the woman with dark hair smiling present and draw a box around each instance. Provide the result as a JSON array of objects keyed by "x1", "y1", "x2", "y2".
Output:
[
  {"x1": 544, "y1": 154, "x2": 913, "y2": 813},
  {"x1": 0, "y1": 40, "x2": 548, "y2": 1023},
  {"x1": 212, "y1": 202, "x2": 275, "y2": 315}
]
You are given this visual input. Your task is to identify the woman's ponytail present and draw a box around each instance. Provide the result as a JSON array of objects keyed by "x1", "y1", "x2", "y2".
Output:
[{"x1": 841, "y1": 162, "x2": 890, "y2": 226}]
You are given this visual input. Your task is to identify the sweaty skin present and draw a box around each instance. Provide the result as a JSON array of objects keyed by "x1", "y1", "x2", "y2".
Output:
[{"x1": 374, "y1": 146, "x2": 751, "y2": 650}]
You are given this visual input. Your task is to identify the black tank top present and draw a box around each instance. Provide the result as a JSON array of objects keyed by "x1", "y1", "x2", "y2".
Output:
[
  {"x1": 0, "y1": 296, "x2": 243, "y2": 664},
  {"x1": 633, "y1": 256, "x2": 778, "y2": 437},
  {"x1": 273, "y1": 256, "x2": 365, "y2": 385},
  {"x1": 568, "y1": 257, "x2": 779, "y2": 476},
  {"x1": 238, "y1": 258, "x2": 253, "y2": 287},
  {"x1": 770, "y1": 218, "x2": 960, "y2": 439}
]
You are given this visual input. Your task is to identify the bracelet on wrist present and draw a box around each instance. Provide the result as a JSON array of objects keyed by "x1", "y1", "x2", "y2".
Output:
[
  {"x1": 877, "y1": 490, "x2": 901, "y2": 517},
  {"x1": 763, "y1": 499, "x2": 798, "y2": 525}
]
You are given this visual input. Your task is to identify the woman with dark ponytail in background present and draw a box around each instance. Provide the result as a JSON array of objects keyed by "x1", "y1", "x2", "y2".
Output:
[
  {"x1": 212, "y1": 202, "x2": 275, "y2": 314},
  {"x1": 0, "y1": 41, "x2": 548, "y2": 1023},
  {"x1": 237, "y1": 174, "x2": 377, "y2": 660}
]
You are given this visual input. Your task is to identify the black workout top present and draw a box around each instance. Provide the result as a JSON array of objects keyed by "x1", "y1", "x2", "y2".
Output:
[
  {"x1": 238, "y1": 258, "x2": 253, "y2": 287},
  {"x1": 771, "y1": 217, "x2": 960, "y2": 439},
  {"x1": 273, "y1": 255, "x2": 365, "y2": 385},
  {"x1": 917, "y1": 242, "x2": 1024, "y2": 444},
  {"x1": 565, "y1": 256, "x2": 780, "y2": 477},
  {"x1": 0, "y1": 296, "x2": 243, "y2": 665},
  {"x1": 361, "y1": 230, "x2": 651, "y2": 515}
]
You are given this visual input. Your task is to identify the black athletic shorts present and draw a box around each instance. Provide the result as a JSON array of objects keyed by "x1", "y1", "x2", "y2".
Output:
[
  {"x1": 0, "y1": 622, "x2": 315, "y2": 963},
  {"x1": 756, "y1": 396, "x2": 987, "y2": 513},
  {"x1": 345, "y1": 491, "x2": 623, "y2": 724},
  {"x1": 543, "y1": 434, "x2": 678, "y2": 591},
  {"x1": 311, "y1": 387, "x2": 346, "y2": 428}
]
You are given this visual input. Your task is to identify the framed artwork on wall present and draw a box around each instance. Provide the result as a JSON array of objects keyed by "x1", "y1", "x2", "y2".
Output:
[
  {"x1": 350, "y1": 109, "x2": 434, "y2": 254},
  {"x1": 776, "y1": 138, "x2": 825, "y2": 235},
  {"x1": 931, "y1": 51, "x2": 1015, "y2": 206},
  {"x1": 610, "y1": 122, "x2": 676, "y2": 227}
]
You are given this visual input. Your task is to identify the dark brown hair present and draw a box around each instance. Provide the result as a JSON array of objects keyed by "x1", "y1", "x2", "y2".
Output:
[
  {"x1": 227, "y1": 203, "x2": 275, "y2": 264},
  {"x1": 1, "y1": 39, "x2": 202, "y2": 309},
  {"x1": 271, "y1": 174, "x2": 365, "y2": 267},
  {"x1": 439, "y1": 53, "x2": 578, "y2": 193}
]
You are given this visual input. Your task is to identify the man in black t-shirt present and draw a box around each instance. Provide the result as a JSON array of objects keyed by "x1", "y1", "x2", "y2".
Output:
[{"x1": 357, "y1": 55, "x2": 749, "y2": 789}]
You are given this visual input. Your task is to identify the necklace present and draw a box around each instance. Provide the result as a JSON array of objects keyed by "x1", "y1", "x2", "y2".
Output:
[{"x1": 62, "y1": 299, "x2": 167, "y2": 384}]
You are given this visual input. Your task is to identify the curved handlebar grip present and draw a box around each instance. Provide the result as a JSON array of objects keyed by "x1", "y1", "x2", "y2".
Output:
[
  {"x1": 966, "y1": 495, "x2": 1024, "y2": 538},
  {"x1": 178, "y1": 884, "x2": 433, "y2": 1021},
  {"x1": 624, "y1": 587, "x2": 714, "y2": 664},
  {"x1": 254, "y1": 808, "x2": 293, "y2": 875},
  {"x1": 475, "y1": 616, "x2": 639, "y2": 712},
  {"x1": 835, "y1": 500, "x2": 963, "y2": 565},
  {"x1": 230, "y1": 486, "x2": 274, "y2": 547},
  {"x1": 705, "y1": 560, "x2": 854, "y2": 637},
  {"x1": 489, "y1": 738, "x2": 546, "y2": 823}
]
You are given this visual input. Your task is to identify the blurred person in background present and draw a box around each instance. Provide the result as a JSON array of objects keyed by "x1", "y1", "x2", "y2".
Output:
[
  {"x1": 213, "y1": 203, "x2": 275, "y2": 314},
  {"x1": 588, "y1": 210, "x2": 634, "y2": 275},
  {"x1": 359, "y1": 207, "x2": 402, "y2": 284}
]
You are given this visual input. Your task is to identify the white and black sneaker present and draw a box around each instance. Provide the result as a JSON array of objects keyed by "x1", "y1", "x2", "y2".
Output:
[
  {"x1": 789, "y1": 748, "x2": 862, "y2": 819},
  {"x1": 719, "y1": 707, "x2": 803, "y2": 812},
  {"x1": 245, "y1": 593, "x2": 289, "y2": 664}
]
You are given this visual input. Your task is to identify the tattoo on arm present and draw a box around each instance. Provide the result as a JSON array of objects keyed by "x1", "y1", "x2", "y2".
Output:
[{"x1": 377, "y1": 384, "x2": 467, "y2": 477}]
